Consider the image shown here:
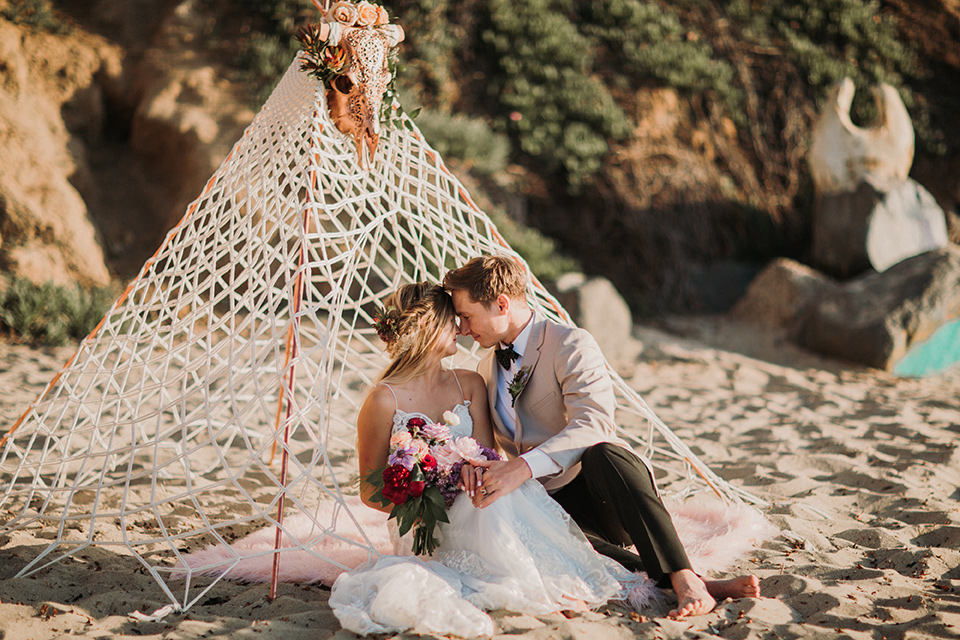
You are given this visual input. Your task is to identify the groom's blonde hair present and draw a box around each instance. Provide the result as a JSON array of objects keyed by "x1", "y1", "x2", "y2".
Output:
[{"x1": 443, "y1": 255, "x2": 527, "y2": 306}]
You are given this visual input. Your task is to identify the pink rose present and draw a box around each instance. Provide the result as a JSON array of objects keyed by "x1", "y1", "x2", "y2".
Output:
[
  {"x1": 410, "y1": 438, "x2": 429, "y2": 459},
  {"x1": 421, "y1": 422, "x2": 451, "y2": 442},
  {"x1": 374, "y1": 5, "x2": 389, "y2": 25},
  {"x1": 389, "y1": 431, "x2": 412, "y2": 449},
  {"x1": 355, "y1": 2, "x2": 379, "y2": 27},
  {"x1": 329, "y1": 1, "x2": 358, "y2": 25}
]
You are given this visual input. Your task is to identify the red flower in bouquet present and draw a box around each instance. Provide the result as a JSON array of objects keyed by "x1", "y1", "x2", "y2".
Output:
[
  {"x1": 381, "y1": 465, "x2": 411, "y2": 504},
  {"x1": 420, "y1": 454, "x2": 437, "y2": 471},
  {"x1": 407, "y1": 480, "x2": 425, "y2": 497}
]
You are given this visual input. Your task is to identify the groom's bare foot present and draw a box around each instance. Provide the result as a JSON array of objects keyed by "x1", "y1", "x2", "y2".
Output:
[
  {"x1": 668, "y1": 569, "x2": 716, "y2": 618},
  {"x1": 705, "y1": 575, "x2": 760, "y2": 600}
]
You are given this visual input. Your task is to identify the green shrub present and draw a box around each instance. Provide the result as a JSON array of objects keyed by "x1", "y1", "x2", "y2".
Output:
[
  {"x1": 415, "y1": 110, "x2": 510, "y2": 175},
  {"x1": 724, "y1": 0, "x2": 919, "y2": 133},
  {"x1": 581, "y1": 0, "x2": 741, "y2": 113},
  {"x1": 389, "y1": 0, "x2": 466, "y2": 102},
  {"x1": 1, "y1": 0, "x2": 71, "y2": 34},
  {"x1": 484, "y1": 0, "x2": 631, "y2": 189},
  {"x1": 0, "y1": 279, "x2": 116, "y2": 346}
]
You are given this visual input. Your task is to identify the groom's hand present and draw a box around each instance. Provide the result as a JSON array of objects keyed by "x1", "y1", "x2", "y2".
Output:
[{"x1": 473, "y1": 458, "x2": 532, "y2": 508}]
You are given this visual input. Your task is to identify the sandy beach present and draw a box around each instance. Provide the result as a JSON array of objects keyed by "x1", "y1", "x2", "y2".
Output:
[{"x1": 1, "y1": 316, "x2": 959, "y2": 639}]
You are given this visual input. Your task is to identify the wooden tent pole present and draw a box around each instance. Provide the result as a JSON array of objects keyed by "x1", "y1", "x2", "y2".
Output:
[
  {"x1": 268, "y1": 93, "x2": 325, "y2": 598},
  {"x1": 268, "y1": 209, "x2": 310, "y2": 601}
]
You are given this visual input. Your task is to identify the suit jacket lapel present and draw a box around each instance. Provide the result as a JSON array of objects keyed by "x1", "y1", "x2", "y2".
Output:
[{"x1": 513, "y1": 312, "x2": 547, "y2": 444}]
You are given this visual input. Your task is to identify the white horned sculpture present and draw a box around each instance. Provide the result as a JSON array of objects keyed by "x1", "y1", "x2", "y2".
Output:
[{"x1": 808, "y1": 77, "x2": 914, "y2": 195}]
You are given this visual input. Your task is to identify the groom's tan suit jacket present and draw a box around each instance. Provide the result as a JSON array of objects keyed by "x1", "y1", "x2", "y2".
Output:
[{"x1": 480, "y1": 311, "x2": 631, "y2": 492}]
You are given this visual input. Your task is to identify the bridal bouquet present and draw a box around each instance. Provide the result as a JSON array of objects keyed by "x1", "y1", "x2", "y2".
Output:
[{"x1": 366, "y1": 412, "x2": 500, "y2": 555}]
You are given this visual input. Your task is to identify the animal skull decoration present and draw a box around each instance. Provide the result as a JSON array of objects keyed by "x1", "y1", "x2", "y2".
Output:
[
  {"x1": 327, "y1": 28, "x2": 391, "y2": 162},
  {"x1": 299, "y1": 2, "x2": 404, "y2": 167}
]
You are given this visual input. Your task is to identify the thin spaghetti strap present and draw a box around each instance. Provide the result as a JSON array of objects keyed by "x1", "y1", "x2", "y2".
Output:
[
  {"x1": 451, "y1": 370, "x2": 465, "y2": 404},
  {"x1": 378, "y1": 383, "x2": 399, "y2": 412}
]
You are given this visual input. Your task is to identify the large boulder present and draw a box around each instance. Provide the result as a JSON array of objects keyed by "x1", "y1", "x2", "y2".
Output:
[
  {"x1": 798, "y1": 245, "x2": 960, "y2": 371},
  {"x1": 730, "y1": 258, "x2": 838, "y2": 333},
  {"x1": 554, "y1": 273, "x2": 639, "y2": 367},
  {"x1": 0, "y1": 21, "x2": 119, "y2": 286},
  {"x1": 0, "y1": 2, "x2": 257, "y2": 283},
  {"x1": 812, "y1": 177, "x2": 949, "y2": 277}
]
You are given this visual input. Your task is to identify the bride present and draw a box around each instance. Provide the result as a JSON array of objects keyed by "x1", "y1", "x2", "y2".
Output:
[{"x1": 329, "y1": 282, "x2": 651, "y2": 636}]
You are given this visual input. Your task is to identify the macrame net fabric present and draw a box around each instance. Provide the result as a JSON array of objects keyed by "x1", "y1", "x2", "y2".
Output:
[{"x1": 0, "y1": 56, "x2": 759, "y2": 611}]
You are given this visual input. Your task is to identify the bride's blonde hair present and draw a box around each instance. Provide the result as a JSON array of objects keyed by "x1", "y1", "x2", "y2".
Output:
[{"x1": 375, "y1": 282, "x2": 456, "y2": 384}]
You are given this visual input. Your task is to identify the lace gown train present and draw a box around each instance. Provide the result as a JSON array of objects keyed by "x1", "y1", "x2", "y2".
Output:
[{"x1": 329, "y1": 402, "x2": 643, "y2": 637}]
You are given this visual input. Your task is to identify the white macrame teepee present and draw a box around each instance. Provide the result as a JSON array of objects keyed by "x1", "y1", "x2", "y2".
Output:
[{"x1": 0, "y1": 55, "x2": 759, "y2": 612}]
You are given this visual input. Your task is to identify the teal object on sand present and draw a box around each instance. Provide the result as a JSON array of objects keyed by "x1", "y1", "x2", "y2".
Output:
[{"x1": 893, "y1": 318, "x2": 960, "y2": 377}]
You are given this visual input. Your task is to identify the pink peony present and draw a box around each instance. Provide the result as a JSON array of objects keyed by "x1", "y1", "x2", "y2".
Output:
[
  {"x1": 420, "y1": 422, "x2": 451, "y2": 442},
  {"x1": 432, "y1": 442, "x2": 462, "y2": 469},
  {"x1": 449, "y1": 436, "x2": 486, "y2": 464}
]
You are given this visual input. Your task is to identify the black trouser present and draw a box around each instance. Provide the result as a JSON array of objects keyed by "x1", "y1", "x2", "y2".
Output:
[{"x1": 550, "y1": 442, "x2": 692, "y2": 587}]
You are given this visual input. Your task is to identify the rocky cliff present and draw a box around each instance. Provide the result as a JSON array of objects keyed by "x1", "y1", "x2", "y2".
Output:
[
  {"x1": 0, "y1": 0, "x2": 253, "y2": 284},
  {"x1": 1, "y1": 0, "x2": 958, "y2": 309}
]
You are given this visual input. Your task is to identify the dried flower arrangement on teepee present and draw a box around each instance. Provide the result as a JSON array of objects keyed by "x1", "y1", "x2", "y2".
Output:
[{"x1": 296, "y1": 0, "x2": 417, "y2": 165}]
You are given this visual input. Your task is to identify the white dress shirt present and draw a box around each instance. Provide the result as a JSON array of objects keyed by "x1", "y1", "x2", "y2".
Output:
[{"x1": 495, "y1": 315, "x2": 562, "y2": 479}]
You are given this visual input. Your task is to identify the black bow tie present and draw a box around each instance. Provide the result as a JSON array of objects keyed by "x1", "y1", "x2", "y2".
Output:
[{"x1": 495, "y1": 343, "x2": 520, "y2": 370}]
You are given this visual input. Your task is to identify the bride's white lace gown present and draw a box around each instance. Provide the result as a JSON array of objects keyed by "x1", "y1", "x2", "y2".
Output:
[{"x1": 329, "y1": 399, "x2": 644, "y2": 637}]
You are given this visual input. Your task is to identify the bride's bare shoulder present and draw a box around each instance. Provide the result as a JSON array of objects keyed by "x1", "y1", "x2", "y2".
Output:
[
  {"x1": 360, "y1": 385, "x2": 397, "y2": 419},
  {"x1": 452, "y1": 369, "x2": 486, "y2": 398}
]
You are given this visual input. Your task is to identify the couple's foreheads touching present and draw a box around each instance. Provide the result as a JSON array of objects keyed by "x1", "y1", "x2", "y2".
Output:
[{"x1": 442, "y1": 256, "x2": 533, "y2": 350}]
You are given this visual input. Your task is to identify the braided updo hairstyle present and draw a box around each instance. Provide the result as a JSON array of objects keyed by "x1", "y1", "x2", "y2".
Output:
[{"x1": 375, "y1": 282, "x2": 456, "y2": 384}]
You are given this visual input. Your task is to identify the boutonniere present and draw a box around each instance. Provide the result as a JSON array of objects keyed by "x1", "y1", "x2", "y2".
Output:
[{"x1": 507, "y1": 366, "x2": 532, "y2": 407}]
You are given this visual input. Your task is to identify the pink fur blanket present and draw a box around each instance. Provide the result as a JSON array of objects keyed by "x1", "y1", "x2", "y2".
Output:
[{"x1": 173, "y1": 496, "x2": 775, "y2": 592}]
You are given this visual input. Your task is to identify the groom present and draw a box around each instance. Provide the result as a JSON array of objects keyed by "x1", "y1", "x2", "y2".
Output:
[{"x1": 443, "y1": 255, "x2": 759, "y2": 618}]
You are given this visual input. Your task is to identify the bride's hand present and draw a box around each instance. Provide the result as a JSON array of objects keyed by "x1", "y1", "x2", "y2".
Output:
[
  {"x1": 459, "y1": 464, "x2": 483, "y2": 499},
  {"x1": 472, "y1": 458, "x2": 532, "y2": 508}
]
